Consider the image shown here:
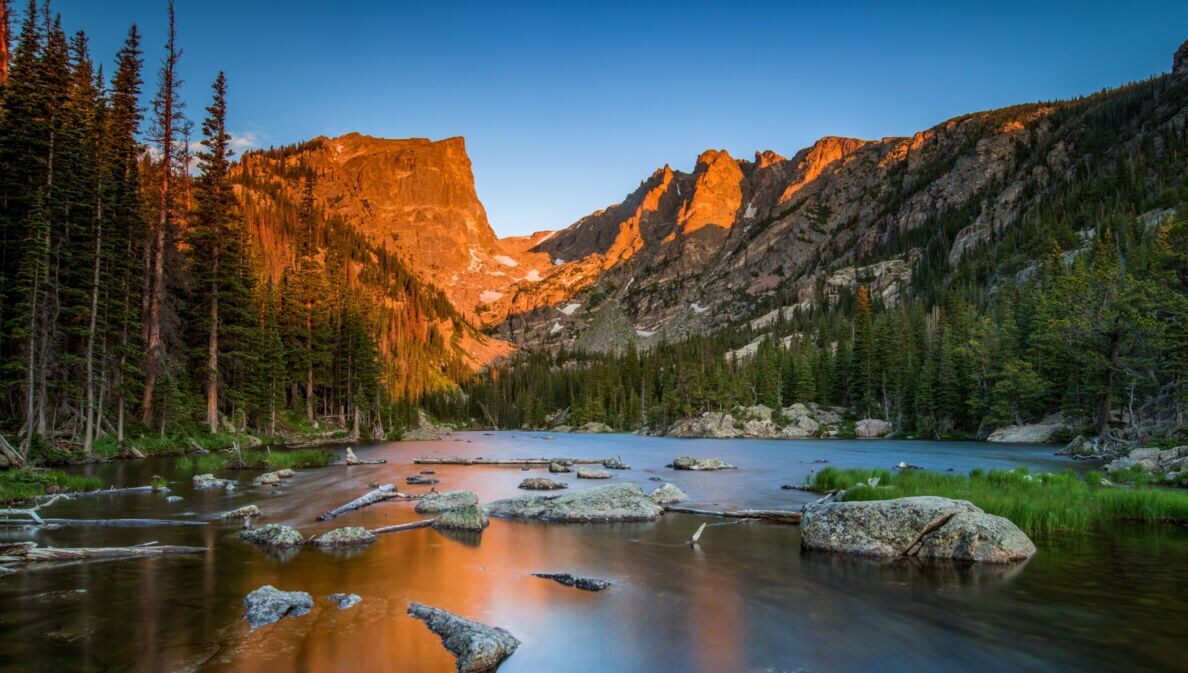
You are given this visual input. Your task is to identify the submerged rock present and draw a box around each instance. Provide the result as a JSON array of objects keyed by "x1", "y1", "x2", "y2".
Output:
[
  {"x1": 602, "y1": 458, "x2": 630, "y2": 470},
  {"x1": 407, "y1": 602, "x2": 520, "y2": 673},
  {"x1": 240, "y1": 523, "x2": 304, "y2": 549},
  {"x1": 243, "y1": 585, "x2": 313, "y2": 628},
  {"x1": 192, "y1": 473, "x2": 235, "y2": 490},
  {"x1": 314, "y1": 526, "x2": 377, "y2": 547},
  {"x1": 406, "y1": 475, "x2": 440, "y2": 485},
  {"x1": 518, "y1": 478, "x2": 568, "y2": 490},
  {"x1": 253, "y1": 469, "x2": 295, "y2": 486},
  {"x1": 433, "y1": 504, "x2": 489, "y2": 532},
  {"x1": 548, "y1": 461, "x2": 572, "y2": 473},
  {"x1": 800, "y1": 496, "x2": 1035, "y2": 563},
  {"x1": 532, "y1": 572, "x2": 611, "y2": 591},
  {"x1": 576, "y1": 467, "x2": 612, "y2": 479},
  {"x1": 220, "y1": 505, "x2": 261, "y2": 520},
  {"x1": 670, "y1": 457, "x2": 736, "y2": 471},
  {"x1": 415, "y1": 490, "x2": 479, "y2": 514},
  {"x1": 328, "y1": 593, "x2": 361, "y2": 609},
  {"x1": 485, "y1": 483, "x2": 663, "y2": 522},
  {"x1": 648, "y1": 482, "x2": 689, "y2": 505}
]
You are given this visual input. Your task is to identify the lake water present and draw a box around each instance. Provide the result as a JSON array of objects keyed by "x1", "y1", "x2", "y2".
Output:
[{"x1": 0, "y1": 432, "x2": 1184, "y2": 673}]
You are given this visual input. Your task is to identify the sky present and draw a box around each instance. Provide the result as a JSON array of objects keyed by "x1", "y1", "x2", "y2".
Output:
[{"x1": 46, "y1": 0, "x2": 1188, "y2": 237}]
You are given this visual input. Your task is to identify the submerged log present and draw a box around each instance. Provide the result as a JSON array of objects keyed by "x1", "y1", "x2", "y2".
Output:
[
  {"x1": 369, "y1": 519, "x2": 434, "y2": 535},
  {"x1": 316, "y1": 484, "x2": 417, "y2": 521},
  {"x1": 413, "y1": 457, "x2": 610, "y2": 466},
  {"x1": 0, "y1": 518, "x2": 206, "y2": 528},
  {"x1": 0, "y1": 541, "x2": 207, "y2": 565},
  {"x1": 52, "y1": 485, "x2": 156, "y2": 499},
  {"x1": 663, "y1": 506, "x2": 803, "y2": 524}
]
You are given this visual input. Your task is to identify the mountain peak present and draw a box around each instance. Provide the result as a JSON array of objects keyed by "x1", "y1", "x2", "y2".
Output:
[
  {"x1": 1175, "y1": 39, "x2": 1188, "y2": 78},
  {"x1": 754, "y1": 150, "x2": 786, "y2": 168}
]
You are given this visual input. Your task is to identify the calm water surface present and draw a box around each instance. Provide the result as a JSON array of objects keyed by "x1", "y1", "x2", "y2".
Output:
[{"x1": 0, "y1": 432, "x2": 1184, "y2": 672}]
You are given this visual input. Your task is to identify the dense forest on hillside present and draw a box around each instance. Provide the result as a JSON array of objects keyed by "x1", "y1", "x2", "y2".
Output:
[
  {"x1": 0, "y1": 1, "x2": 442, "y2": 461},
  {"x1": 428, "y1": 76, "x2": 1188, "y2": 445}
]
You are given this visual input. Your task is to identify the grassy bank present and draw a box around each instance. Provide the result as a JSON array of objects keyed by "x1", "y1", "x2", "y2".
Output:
[
  {"x1": 176, "y1": 448, "x2": 334, "y2": 473},
  {"x1": 810, "y1": 467, "x2": 1188, "y2": 537},
  {"x1": 0, "y1": 468, "x2": 102, "y2": 503}
]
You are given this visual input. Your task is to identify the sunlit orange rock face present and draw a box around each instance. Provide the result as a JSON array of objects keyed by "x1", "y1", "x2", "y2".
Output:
[{"x1": 245, "y1": 133, "x2": 553, "y2": 322}]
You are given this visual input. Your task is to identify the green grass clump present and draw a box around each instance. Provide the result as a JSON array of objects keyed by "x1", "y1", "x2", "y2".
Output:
[
  {"x1": 0, "y1": 468, "x2": 102, "y2": 503},
  {"x1": 176, "y1": 448, "x2": 333, "y2": 473},
  {"x1": 810, "y1": 466, "x2": 1188, "y2": 537}
]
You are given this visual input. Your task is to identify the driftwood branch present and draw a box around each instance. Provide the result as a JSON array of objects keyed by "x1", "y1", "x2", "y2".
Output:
[
  {"x1": 369, "y1": 519, "x2": 435, "y2": 535},
  {"x1": 663, "y1": 506, "x2": 803, "y2": 524},
  {"x1": 0, "y1": 494, "x2": 67, "y2": 525},
  {"x1": 688, "y1": 523, "x2": 707, "y2": 546},
  {"x1": 413, "y1": 457, "x2": 610, "y2": 466},
  {"x1": 0, "y1": 434, "x2": 25, "y2": 468},
  {"x1": 901, "y1": 511, "x2": 960, "y2": 557},
  {"x1": 0, "y1": 518, "x2": 206, "y2": 528},
  {"x1": 49, "y1": 485, "x2": 156, "y2": 500},
  {"x1": 0, "y1": 541, "x2": 207, "y2": 565},
  {"x1": 316, "y1": 484, "x2": 417, "y2": 521}
]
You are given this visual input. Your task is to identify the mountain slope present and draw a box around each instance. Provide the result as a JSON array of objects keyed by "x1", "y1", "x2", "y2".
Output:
[{"x1": 492, "y1": 41, "x2": 1188, "y2": 353}]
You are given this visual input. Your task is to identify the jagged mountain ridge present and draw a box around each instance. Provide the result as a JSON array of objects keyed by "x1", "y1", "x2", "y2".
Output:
[{"x1": 488, "y1": 40, "x2": 1188, "y2": 351}]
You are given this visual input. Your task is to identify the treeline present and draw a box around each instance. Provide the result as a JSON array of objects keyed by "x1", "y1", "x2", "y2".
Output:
[
  {"x1": 428, "y1": 74, "x2": 1188, "y2": 442},
  {"x1": 0, "y1": 1, "x2": 392, "y2": 457}
]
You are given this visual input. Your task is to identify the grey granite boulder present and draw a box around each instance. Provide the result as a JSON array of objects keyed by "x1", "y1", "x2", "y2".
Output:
[
  {"x1": 240, "y1": 523, "x2": 304, "y2": 548},
  {"x1": 219, "y1": 504, "x2": 261, "y2": 520},
  {"x1": 648, "y1": 482, "x2": 689, "y2": 505},
  {"x1": 415, "y1": 490, "x2": 479, "y2": 514},
  {"x1": 485, "y1": 483, "x2": 663, "y2": 523},
  {"x1": 328, "y1": 593, "x2": 361, "y2": 609},
  {"x1": 243, "y1": 585, "x2": 313, "y2": 628},
  {"x1": 314, "y1": 526, "x2": 377, "y2": 547},
  {"x1": 407, "y1": 602, "x2": 520, "y2": 673},
  {"x1": 433, "y1": 504, "x2": 489, "y2": 532},
  {"x1": 575, "y1": 467, "x2": 612, "y2": 479},
  {"x1": 800, "y1": 496, "x2": 1035, "y2": 563},
  {"x1": 670, "y1": 457, "x2": 735, "y2": 471},
  {"x1": 518, "y1": 478, "x2": 568, "y2": 490}
]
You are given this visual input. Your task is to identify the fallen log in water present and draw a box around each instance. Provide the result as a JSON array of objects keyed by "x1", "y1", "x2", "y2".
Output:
[
  {"x1": 0, "y1": 518, "x2": 207, "y2": 528},
  {"x1": 413, "y1": 457, "x2": 611, "y2": 466},
  {"x1": 316, "y1": 484, "x2": 418, "y2": 521},
  {"x1": 50, "y1": 485, "x2": 156, "y2": 499},
  {"x1": 0, "y1": 541, "x2": 207, "y2": 565},
  {"x1": 369, "y1": 519, "x2": 435, "y2": 535},
  {"x1": 663, "y1": 506, "x2": 803, "y2": 524}
]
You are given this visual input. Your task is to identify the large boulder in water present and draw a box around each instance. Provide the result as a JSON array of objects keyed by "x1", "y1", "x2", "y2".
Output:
[
  {"x1": 314, "y1": 526, "x2": 377, "y2": 547},
  {"x1": 240, "y1": 523, "x2": 304, "y2": 548},
  {"x1": 670, "y1": 456, "x2": 735, "y2": 471},
  {"x1": 518, "y1": 478, "x2": 567, "y2": 490},
  {"x1": 433, "y1": 504, "x2": 489, "y2": 532},
  {"x1": 649, "y1": 483, "x2": 689, "y2": 505},
  {"x1": 407, "y1": 602, "x2": 520, "y2": 673},
  {"x1": 243, "y1": 585, "x2": 313, "y2": 628},
  {"x1": 415, "y1": 490, "x2": 479, "y2": 514},
  {"x1": 485, "y1": 483, "x2": 663, "y2": 522},
  {"x1": 800, "y1": 496, "x2": 1035, "y2": 564}
]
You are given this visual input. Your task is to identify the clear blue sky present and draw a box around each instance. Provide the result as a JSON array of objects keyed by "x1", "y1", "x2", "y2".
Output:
[{"x1": 49, "y1": 1, "x2": 1188, "y2": 237}]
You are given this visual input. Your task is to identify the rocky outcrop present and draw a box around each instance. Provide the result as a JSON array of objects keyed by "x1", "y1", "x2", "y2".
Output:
[
  {"x1": 548, "y1": 461, "x2": 572, "y2": 473},
  {"x1": 572, "y1": 421, "x2": 613, "y2": 434},
  {"x1": 800, "y1": 496, "x2": 1036, "y2": 564},
  {"x1": 240, "y1": 524, "x2": 304, "y2": 549},
  {"x1": 219, "y1": 505, "x2": 261, "y2": 520},
  {"x1": 485, "y1": 483, "x2": 664, "y2": 522},
  {"x1": 670, "y1": 457, "x2": 736, "y2": 471},
  {"x1": 648, "y1": 483, "x2": 689, "y2": 505},
  {"x1": 403, "y1": 410, "x2": 452, "y2": 441},
  {"x1": 532, "y1": 573, "x2": 611, "y2": 591},
  {"x1": 407, "y1": 602, "x2": 520, "y2": 673},
  {"x1": 243, "y1": 585, "x2": 313, "y2": 628},
  {"x1": 518, "y1": 478, "x2": 568, "y2": 490},
  {"x1": 434, "y1": 504, "x2": 489, "y2": 532},
  {"x1": 314, "y1": 527, "x2": 377, "y2": 547},
  {"x1": 415, "y1": 490, "x2": 479, "y2": 514},
  {"x1": 575, "y1": 467, "x2": 612, "y2": 479},
  {"x1": 987, "y1": 417, "x2": 1068, "y2": 443},
  {"x1": 1106, "y1": 445, "x2": 1188, "y2": 481},
  {"x1": 667, "y1": 412, "x2": 742, "y2": 438},
  {"x1": 192, "y1": 474, "x2": 236, "y2": 491},
  {"x1": 854, "y1": 419, "x2": 892, "y2": 438}
]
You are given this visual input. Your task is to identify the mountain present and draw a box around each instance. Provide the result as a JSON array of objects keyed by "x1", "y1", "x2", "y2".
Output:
[
  {"x1": 236, "y1": 133, "x2": 553, "y2": 323},
  {"x1": 486, "y1": 41, "x2": 1188, "y2": 354}
]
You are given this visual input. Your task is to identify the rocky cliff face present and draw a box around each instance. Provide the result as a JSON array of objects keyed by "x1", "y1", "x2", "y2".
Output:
[
  {"x1": 494, "y1": 42, "x2": 1188, "y2": 352},
  {"x1": 238, "y1": 133, "x2": 553, "y2": 321}
]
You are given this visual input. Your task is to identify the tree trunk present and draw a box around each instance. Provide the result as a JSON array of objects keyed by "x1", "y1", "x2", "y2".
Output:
[
  {"x1": 1096, "y1": 331, "x2": 1121, "y2": 439},
  {"x1": 305, "y1": 304, "x2": 314, "y2": 421},
  {"x1": 83, "y1": 202, "x2": 102, "y2": 455},
  {"x1": 206, "y1": 273, "x2": 219, "y2": 434}
]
